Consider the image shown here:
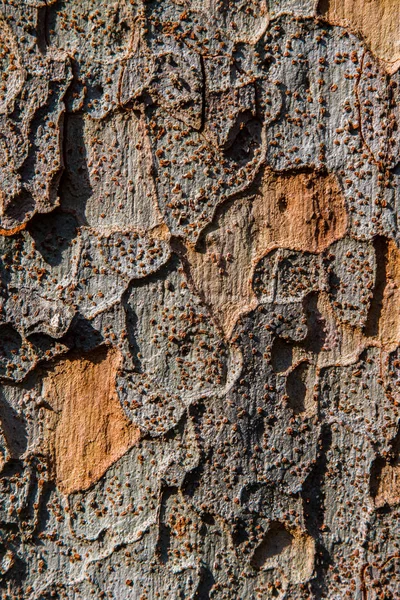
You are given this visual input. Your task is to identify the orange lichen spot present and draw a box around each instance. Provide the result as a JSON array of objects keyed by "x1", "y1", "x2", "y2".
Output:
[
  {"x1": 42, "y1": 346, "x2": 140, "y2": 495},
  {"x1": 0, "y1": 223, "x2": 26, "y2": 236},
  {"x1": 187, "y1": 169, "x2": 347, "y2": 336},
  {"x1": 319, "y1": 0, "x2": 400, "y2": 73}
]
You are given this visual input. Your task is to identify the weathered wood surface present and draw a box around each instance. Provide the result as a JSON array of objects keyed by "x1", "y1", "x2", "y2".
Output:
[{"x1": 0, "y1": 1, "x2": 399, "y2": 598}]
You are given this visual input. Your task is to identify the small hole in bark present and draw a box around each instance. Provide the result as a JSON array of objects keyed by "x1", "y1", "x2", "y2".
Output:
[{"x1": 278, "y1": 194, "x2": 287, "y2": 212}]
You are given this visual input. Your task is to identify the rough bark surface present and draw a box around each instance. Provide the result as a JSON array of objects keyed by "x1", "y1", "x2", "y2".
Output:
[{"x1": 0, "y1": 1, "x2": 399, "y2": 598}]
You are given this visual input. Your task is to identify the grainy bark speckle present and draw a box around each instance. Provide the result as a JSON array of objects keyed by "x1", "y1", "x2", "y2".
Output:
[{"x1": 0, "y1": 1, "x2": 398, "y2": 598}]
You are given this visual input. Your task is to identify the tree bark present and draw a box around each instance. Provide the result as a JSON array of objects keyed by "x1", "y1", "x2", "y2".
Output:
[{"x1": 0, "y1": 1, "x2": 399, "y2": 598}]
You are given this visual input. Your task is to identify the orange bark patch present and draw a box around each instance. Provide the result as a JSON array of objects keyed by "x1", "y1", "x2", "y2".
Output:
[
  {"x1": 43, "y1": 346, "x2": 140, "y2": 495},
  {"x1": 375, "y1": 462, "x2": 400, "y2": 507},
  {"x1": 187, "y1": 170, "x2": 347, "y2": 336},
  {"x1": 0, "y1": 223, "x2": 26, "y2": 236},
  {"x1": 254, "y1": 170, "x2": 347, "y2": 253},
  {"x1": 319, "y1": 0, "x2": 400, "y2": 73},
  {"x1": 378, "y1": 240, "x2": 400, "y2": 350}
]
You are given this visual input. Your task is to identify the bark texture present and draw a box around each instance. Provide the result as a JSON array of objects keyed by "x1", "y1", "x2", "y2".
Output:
[{"x1": 0, "y1": 1, "x2": 399, "y2": 598}]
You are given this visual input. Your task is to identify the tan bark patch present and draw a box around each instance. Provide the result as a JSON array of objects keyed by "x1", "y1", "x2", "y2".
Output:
[
  {"x1": 290, "y1": 529, "x2": 316, "y2": 584},
  {"x1": 187, "y1": 169, "x2": 347, "y2": 336},
  {"x1": 375, "y1": 462, "x2": 400, "y2": 507},
  {"x1": 378, "y1": 240, "x2": 400, "y2": 350},
  {"x1": 251, "y1": 522, "x2": 315, "y2": 584},
  {"x1": 319, "y1": 0, "x2": 400, "y2": 73},
  {"x1": 43, "y1": 346, "x2": 140, "y2": 495}
]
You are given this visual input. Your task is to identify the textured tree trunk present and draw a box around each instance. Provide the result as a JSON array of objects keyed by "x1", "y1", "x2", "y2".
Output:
[{"x1": 0, "y1": 1, "x2": 399, "y2": 598}]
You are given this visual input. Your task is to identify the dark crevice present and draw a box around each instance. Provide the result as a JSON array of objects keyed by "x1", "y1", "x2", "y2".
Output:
[
  {"x1": 43, "y1": 1, "x2": 50, "y2": 47},
  {"x1": 194, "y1": 565, "x2": 215, "y2": 600},
  {"x1": 155, "y1": 484, "x2": 178, "y2": 564},
  {"x1": 231, "y1": 516, "x2": 251, "y2": 546},
  {"x1": 317, "y1": 0, "x2": 330, "y2": 16},
  {"x1": 57, "y1": 108, "x2": 93, "y2": 224},
  {"x1": 181, "y1": 455, "x2": 209, "y2": 500},
  {"x1": 302, "y1": 424, "x2": 332, "y2": 536},
  {"x1": 26, "y1": 209, "x2": 78, "y2": 267},
  {"x1": 36, "y1": 3, "x2": 50, "y2": 53},
  {"x1": 286, "y1": 361, "x2": 309, "y2": 414},
  {"x1": 0, "y1": 458, "x2": 24, "y2": 480},
  {"x1": 369, "y1": 455, "x2": 386, "y2": 500},
  {"x1": 302, "y1": 292, "x2": 327, "y2": 355},
  {"x1": 270, "y1": 337, "x2": 293, "y2": 373},
  {"x1": 364, "y1": 236, "x2": 388, "y2": 338},
  {"x1": 123, "y1": 301, "x2": 144, "y2": 373},
  {"x1": 301, "y1": 423, "x2": 333, "y2": 597},
  {"x1": 60, "y1": 315, "x2": 104, "y2": 353}
]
